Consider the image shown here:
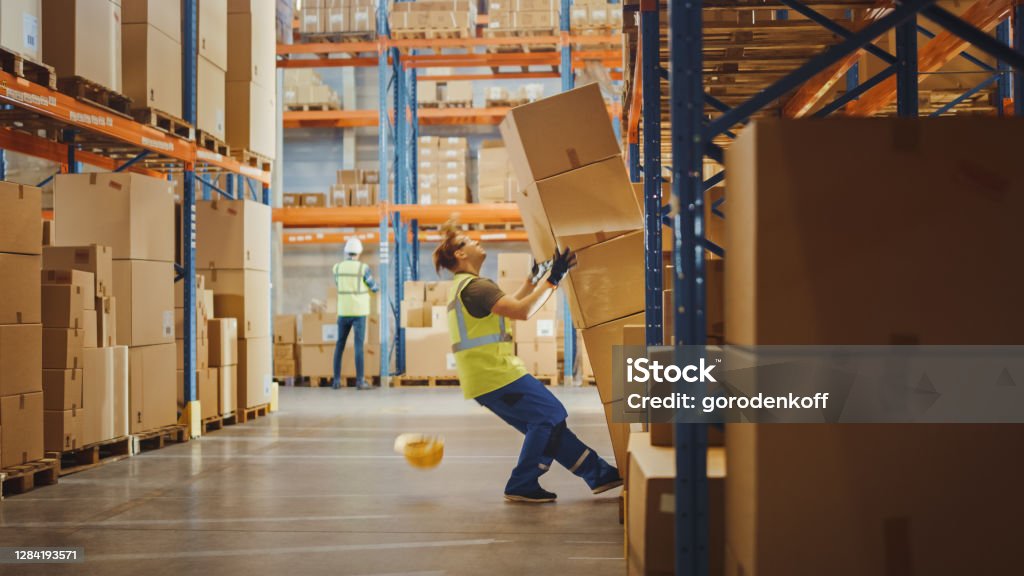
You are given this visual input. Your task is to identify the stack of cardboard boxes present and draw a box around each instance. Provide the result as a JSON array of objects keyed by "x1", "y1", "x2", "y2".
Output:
[
  {"x1": 43, "y1": 0, "x2": 122, "y2": 92},
  {"x1": 174, "y1": 275, "x2": 215, "y2": 420},
  {"x1": 391, "y1": 1, "x2": 475, "y2": 37},
  {"x1": 333, "y1": 170, "x2": 380, "y2": 207},
  {"x1": 197, "y1": 198, "x2": 272, "y2": 412},
  {"x1": 569, "y1": 1, "x2": 623, "y2": 30},
  {"x1": 121, "y1": 0, "x2": 182, "y2": 116},
  {"x1": 0, "y1": 2, "x2": 41, "y2": 62},
  {"x1": 273, "y1": 315, "x2": 299, "y2": 378},
  {"x1": 487, "y1": 0, "x2": 558, "y2": 31},
  {"x1": 418, "y1": 136, "x2": 468, "y2": 206},
  {"x1": 53, "y1": 174, "x2": 177, "y2": 435},
  {"x1": 477, "y1": 141, "x2": 518, "y2": 203},
  {"x1": 299, "y1": 291, "x2": 381, "y2": 382},
  {"x1": 401, "y1": 282, "x2": 455, "y2": 378},
  {"x1": 300, "y1": 0, "x2": 376, "y2": 35},
  {"x1": 227, "y1": 0, "x2": 277, "y2": 158},
  {"x1": 418, "y1": 78, "x2": 474, "y2": 108},
  {"x1": 284, "y1": 69, "x2": 341, "y2": 110},
  {"x1": 197, "y1": 0, "x2": 228, "y2": 140},
  {"x1": 0, "y1": 182, "x2": 43, "y2": 469},
  {"x1": 495, "y1": 254, "x2": 559, "y2": 378},
  {"x1": 208, "y1": 317, "x2": 237, "y2": 417}
]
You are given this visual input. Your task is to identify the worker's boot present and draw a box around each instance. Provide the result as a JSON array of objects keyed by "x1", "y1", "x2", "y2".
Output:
[
  {"x1": 355, "y1": 379, "x2": 371, "y2": 390},
  {"x1": 504, "y1": 487, "x2": 557, "y2": 504}
]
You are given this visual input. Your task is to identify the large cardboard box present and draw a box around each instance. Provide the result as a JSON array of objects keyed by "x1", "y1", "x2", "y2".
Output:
[
  {"x1": 198, "y1": 55, "x2": 226, "y2": 139},
  {"x1": 0, "y1": 0, "x2": 42, "y2": 61},
  {"x1": 340, "y1": 340, "x2": 380, "y2": 378},
  {"x1": 301, "y1": 312, "x2": 337, "y2": 345},
  {"x1": 499, "y1": 83, "x2": 619, "y2": 186},
  {"x1": 44, "y1": 407, "x2": 84, "y2": 452},
  {"x1": 564, "y1": 231, "x2": 645, "y2": 329},
  {"x1": 43, "y1": 369, "x2": 82, "y2": 411},
  {"x1": 41, "y1": 269, "x2": 94, "y2": 310},
  {"x1": 209, "y1": 318, "x2": 238, "y2": 366},
  {"x1": 236, "y1": 337, "x2": 271, "y2": 409},
  {"x1": 111, "y1": 345, "x2": 128, "y2": 437},
  {"x1": 112, "y1": 260, "x2": 175, "y2": 347},
  {"x1": 122, "y1": 0, "x2": 182, "y2": 42},
  {"x1": 200, "y1": 0, "x2": 228, "y2": 68},
  {"x1": 726, "y1": 118, "x2": 1024, "y2": 346},
  {"x1": 97, "y1": 296, "x2": 117, "y2": 347},
  {"x1": 274, "y1": 315, "x2": 297, "y2": 344},
  {"x1": 725, "y1": 424, "x2": 1024, "y2": 576},
  {"x1": 43, "y1": 327, "x2": 83, "y2": 370},
  {"x1": 581, "y1": 312, "x2": 643, "y2": 404},
  {"x1": 41, "y1": 284, "x2": 85, "y2": 330},
  {"x1": 1, "y1": 324, "x2": 42, "y2": 397},
  {"x1": 42, "y1": 0, "x2": 122, "y2": 90},
  {"x1": 517, "y1": 156, "x2": 642, "y2": 260},
  {"x1": 497, "y1": 253, "x2": 531, "y2": 281},
  {"x1": 128, "y1": 343, "x2": 176, "y2": 433},
  {"x1": 1, "y1": 392, "x2": 43, "y2": 467},
  {"x1": 0, "y1": 253, "x2": 40, "y2": 325},
  {"x1": 81, "y1": 346, "x2": 114, "y2": 445},
  {"x1": 53, "y1": 173, "x2": 175, "y2": 262},
  {"x1": 121, "y1": 23, "x2": 182, "y2": 116},
  {"x1": 227, "y1": 9, "x2": 275, "y2": 85},
  {"x1": 299, "y1": 344, "x2": 333, "y2": 377},
  {"x1": 205, "y1": 269, "x2": 270, "y2": 338},
  {"x1": 514, "y1": 297, "x2": 557, "y2": 343},
  {"x1": 217, "y1": 365, "x2": 236, "y2": 415},
  {"x1": 198, "y1": 367, "x2": 218, "y2": 420},
  {"x1": 405, "y1": 325, "x2": 456, "y2": 377},
  {"x1": 196, "y1": 199, "x2": 271, "y2": 271},
  {"x1": 42, "y1": 245, "x2": 113, "y2": 298},
  {"x1": 0, "y1": 182, "x2": 42, "y2": 255},
  {"x1": 226, "y1": 80, "x2": 276, "y2": 159}
]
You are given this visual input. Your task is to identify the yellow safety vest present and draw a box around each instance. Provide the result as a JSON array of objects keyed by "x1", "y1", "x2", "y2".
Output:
[
  {"x1": 333, "y1": 260, "x2": 370, "y2": 317},
  {"x1": 447, "y1": 272, "x2": 527, "y2": 399}
]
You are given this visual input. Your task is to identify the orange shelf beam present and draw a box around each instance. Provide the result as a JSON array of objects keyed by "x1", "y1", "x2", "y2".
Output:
[
  {"x1": 284, "y1": 103, "x2": 620, "y2": 128},
  {"x1": 284, "y1": 229, "x2": 529, "y2": 245},
  {"x1": 273, "y1": 203, "x2": 523, "y2": 228}
]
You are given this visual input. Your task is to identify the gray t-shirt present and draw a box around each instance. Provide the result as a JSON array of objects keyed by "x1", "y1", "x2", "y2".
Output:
[{"x1": 460, "y1": 278, "x2": 506, "y2": 319}]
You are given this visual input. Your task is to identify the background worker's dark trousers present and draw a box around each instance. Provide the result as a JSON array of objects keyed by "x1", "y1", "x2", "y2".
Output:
[{"x1": 332, "y1": 315, "x2": 366, "y2": 387}]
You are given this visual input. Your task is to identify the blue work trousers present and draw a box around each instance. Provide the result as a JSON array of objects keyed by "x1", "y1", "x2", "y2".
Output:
[{"x1": 332, "y1": 315, "x2": 366, "y2": 386}]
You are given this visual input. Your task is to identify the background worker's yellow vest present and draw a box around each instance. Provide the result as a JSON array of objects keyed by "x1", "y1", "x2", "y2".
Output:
[
  {"x1": 447, "y1": 273, "x2": 527, "y2": 399},
  {"x1": 333, "y1": 260, "x2": 370, "y2": 316}
]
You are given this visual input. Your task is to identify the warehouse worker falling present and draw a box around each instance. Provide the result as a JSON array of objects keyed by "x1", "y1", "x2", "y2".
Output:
[
  {"x1": 332, "y1": 238, "x2": 379, "y2": 390},
  {"x1": 433, "y1": 223, "x2": 622, "y2": 503}
]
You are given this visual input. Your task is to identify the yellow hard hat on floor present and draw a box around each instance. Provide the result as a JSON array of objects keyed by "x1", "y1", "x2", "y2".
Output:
[{"x1": 394, "y1": 433, "x2": 445, "y2": 469}]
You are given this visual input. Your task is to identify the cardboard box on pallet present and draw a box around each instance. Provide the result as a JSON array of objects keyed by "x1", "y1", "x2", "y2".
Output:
[
  {"x1": 42, "y1": 0, "x2": 122, "y2": 91},
  {"x1": 563, "y1": 231, "x2": 646, "y2": 329},
  {"x1": 197, "y1": 368, "x2": 218, "y2": 420},
  {"x1": 199, "y1": 0, "x2": 228, "y2": 69},
  {"x1": 0, "y1": 0, "x2": 42, "y2": 61},
  {"x1": 1, "y1": 391, "x2": 43, "y2": 467},
  {"x1": 196, "y1": 199, "x2": 271, "y2": 271},
  {"x1": 43, "y1": 369, "x2": 82, "y2": 411},
  {"x1": 215, "y1": 365, "x2": 236, "y2": 415},
  {"x1": 209, "y1": 318, "x2": 238, "y2": 366},
  {"x1": 122, "y1": 23, "x2": 183, "y2": 117},
  {"x1": 198, "y1": 54, "x2": 227, "y2": 140},
  {"x1": 301, "y1": 312, "x2": 337, "y2": 345},
  {"x1": 128, "y1": 343, "x2": 176, "y2": 434},
  {"x1": 299, "y1": 344, "x2": 333, "y2": 378},
  {"x1": 580, "y1": 312, "x2": 643, "y2": 404},
  {"x1": 237, "y1": 337, "x2": 272, "y2": 410},
  {"x1": 227, "y1": 7, "x2": 275, "y2": 85},
  {"x1": 81, "y1": 346, "x2": 115, "y2": 446},
  {"x1": 514, "y1": 298, "x2": 557, "y2": 343},
  {"x1": 516, "y1": 341, "x2": 557, "y2": 376},
  {"x1": 112, "y1": 260, "x2": 175, "y2": 347},
  {"x1": 122, "y1": 0, "x2": 182, "y2": 42},
  {"x1": 341, "y1": 342, "x2": 380, "y2": 378},
  {"x1": 273, "y1": 344, "x2": 295, "y2": 362},
  {"x1": 174, "y1": 335, "x2": 209, "y2": 372},
  {"x1": 97, "y1": 297, "x2": 117, "y2": 347},
  {"x1": 0, "y1": 182, "x2": 42, "y2": 255},
  {"x1": 226, "y1": 80, "x2": 277, "y2": 159},
  {"x1": 44, "y1": 406, "x2": 84, "y2": 452},
  {"x1": 53, "y1": 173, "x2": 175, "y2": 261},
  {"x1": 0, "y1": 253, "x2": 41, "y2": 325},
  {"x1": 42, "y1": 245, "x2": 113, "y2": 298},
  {"x1": 43, "y1": 327, "x2": 83, "y2": 370},
  {"x1": 274, "y1": 315, "x2": 298, "y2": 344},
  {"x1": 204, "y1": 269, "x2": 270, "y2": 339},
  {"x1": 0, "y1": 324, "x2": 42, "y2": 397}
]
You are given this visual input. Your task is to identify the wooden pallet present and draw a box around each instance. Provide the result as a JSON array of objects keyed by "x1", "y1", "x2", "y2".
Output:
[
  {"x1": 536, "y1": 375, "x2": 560, "y2": 387},
  {"x1": 394, "y1": 376, "x2": 460, "y2": 388},
  {"x1": 341, "y1": 376, "x2": 381, "y2": 388},
  {"x1": 274, "y1": 376, "x2": 298, "y2": 387},
  {"x1": 237, "y1": 403, "x2": 270, "y2": 424},
  {"x1": 202, "y1": 415, "x2": 225, "y2": 434},
  {"x1": 229, "y1": 148, "x2": 272, "y2": 173},
  {"x1": 285, "y1": 102, "x2": 342, "y2": 112},
  {"x1": 132, "y1": 424, "x2": 189, "y2": 454},
  {"x1": 1, "y1": 459, "x2": 59, "y2": 497},
  {"x1": 302, "y1": 32, "x2": 375, "y2": 43},
  {"x1": 220, "y1": 412, "x2": 238, "y2": 426},
  {"x1": 483, "y1": 28, "x2": 559, "y2": 52},
  {"x1": 49, "y1": 436, "x2": 131, "y2": 477},
  {"x1": 0, "y1": 47, "x2": 56, "y2": 89},
  {"x1": 131, "y1": 107, "x2": 194, "y2": 140},
  {"x1": 196, "y1": 130, "x2": 230, "y2": 157},
  {"x1": 295, "y1": 375, "x2": 330, "y2": 387},
  {"x1": 484, "y1": 98, "x2": 528, "y2": 108},
  {"x1": 392, "y1": 28, "x2": 471, "y2": 40},
  {"x1": 57, "y1": 76, "x2": 133, "y2": 117}
]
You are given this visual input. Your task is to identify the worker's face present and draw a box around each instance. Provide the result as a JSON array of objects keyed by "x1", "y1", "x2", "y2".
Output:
[{"x1": 455, "y1": 236, "x2": 486, "y2": 265}]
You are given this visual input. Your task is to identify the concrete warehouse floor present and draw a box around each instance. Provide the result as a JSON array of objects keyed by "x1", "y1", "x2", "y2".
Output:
[{"x1": 0, "y1": 387, "x2": 624, "y2": 576}]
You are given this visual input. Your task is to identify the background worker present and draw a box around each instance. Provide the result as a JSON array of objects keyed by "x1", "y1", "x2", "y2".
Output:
[
  {"x1": 433, "y1": 225, "x2": 622, "y2": 503},
  {"x1": 332, "y1": 238, "x2": 379, "y2": 390}
]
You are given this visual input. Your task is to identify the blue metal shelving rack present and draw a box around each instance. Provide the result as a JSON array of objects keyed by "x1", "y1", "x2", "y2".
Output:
[{"x1": 630, "y1": 1, "x2": 1024, "y2": 572}]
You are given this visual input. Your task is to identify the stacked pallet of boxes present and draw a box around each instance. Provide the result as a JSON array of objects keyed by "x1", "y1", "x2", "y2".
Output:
[
  {"x1": 174, "y1": 276, "x2": 216, "y2": 421},
  {"x1": 500, "y1": 83, "x2": 645, "y2": 472},
  {"x1": 121, "y1": 0, "x2": 182, "y2": 117},
  {"x1": 197, "y1": 198, "x2": 272, "y2": 412},
  {"x1": 487, "y1": 0, "x2": 558, "y2": 33},
  {"x1": 418, "y1": 137, "x2": 468, "y2": 206},
  {"x1": 284, "y1": 69, "x2": 341, "y2": 110},
  {"x1": 391, "y1": 1, "x2": 475, "y2": 38},
  {"x1": 301, "y1": 291, "x2": 381, "y2": 382},
  {"x1": 53, "y1": 174, "x2": 177, "y2": 436},
  {"x1": 334, "y1": 169, "x2": 380, "y2": 207},
  {"x1": 273, "y1": 315, "x2": 299, "y2": 378},
  {"x1": 227, "y1": 0, "x2": 276, "y2": 158},
  {"x1": 477, "y1": 141, "x2": 519, "y2": 203},
  {"x1": 208, "y1": 316, "x2": 237, "y2": 417},
  {"x1": 0, "y1": 2, "x2": 41, "y2": 62},
  {"x1": 496, "y1": 254, "x2": 559, "y2": 381},
  {"x1": 43, "y1": 0, "x2": 122, "y2": 92},
  {"x1": 300, "y1": 0, "x2": 376, "y2": 35},
  {"x1": 402, "y1": 282, "x2": 456, "y2": 378},
  {"x1": 0, "y1": 183, "x2": 43, "y2": 470},
  {"x1": 569, "y1": 0, "x2": 623, "y2": 31},
  {"x1": 197, "y1": 0, "x2": 228, "y2": 141},
  {"x1": 718, "y1": 118, "x2": 1024, "y2": 575}
]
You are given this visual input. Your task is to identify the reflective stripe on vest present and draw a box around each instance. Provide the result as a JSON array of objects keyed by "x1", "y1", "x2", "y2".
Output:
[{"x1": 448, "y1": 276, "x2": 512, "y2": 353}]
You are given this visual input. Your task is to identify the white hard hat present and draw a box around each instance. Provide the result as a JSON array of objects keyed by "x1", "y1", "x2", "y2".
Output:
[{"x1": 344, "y1": 237, "x2": 363, "y2": 255}]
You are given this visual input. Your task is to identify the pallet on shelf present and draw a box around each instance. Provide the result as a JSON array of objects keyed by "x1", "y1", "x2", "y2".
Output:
[
  {"x1": 285, "y1": 102, "x2": 341, "y2": 112},
  {"x1": 0, "y1": 47, "x2": 56, "y2": 89},
  {"x1": 229, "y1": 148, "x2": 273, "y2": 173},
  {"x1": 392, "y1": 29, "x2": 471, "y2": 40},
  {"x1": 1, "y1": 459, "x2": 59, "y2": 497},
  {"x1": 482, "y1": 28, "x2": 559, "y2": 52},
  {"x1": 485, "y1": 98, "x2": 528, "y2": 108},
  {"x1": 301, "y1": 32, "x2": 375, "y2": 44},
  {"x1": 56, "y1": 76, "x2": 133, "y2": 117},
  {"x1": 394, "y1": 375, "x2": 460, "y2": 388},
  {"x1": 237, "y1": 403, "x2": 270, "y2": 424},
  {"x1": 131, "y1": 107, "x2": 194, "y2": 140},
  {"x1": 196, "y1": 129, "x2": 230, "y2": 157},
  {"x1": 131, "y1": 424, "x2": 189, "y2": 454},
  {"x1": 48, "y1": 436, "x2": 132, "y2": 477}
]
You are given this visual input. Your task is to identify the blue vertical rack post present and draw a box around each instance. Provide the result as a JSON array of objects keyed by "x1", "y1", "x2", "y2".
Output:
[
  {"x1": 996, "y1": 20, "x2": 1010, "y2": 115},
  {"x1": 560, "y1": 0, "x2": 576, "y2": 384},
  {"x1": 392, "y1": 45, "x2": 406, "y2": 375},
  {"x1": 560, "y1": 0, "x2": 573, "y2": 93},
  {"x1": 409, "y1": 63, "x2": 419, "y2": 282},
  {"x1": 640, "y1": 0, "x2": 662, "y2": 347},
  {"x1": 181, "y1": 0, "x2": 199, "y2": 408},
  {"x1": 1016, "y1": 3, "x2": 1024, "y2": 117},
  {"x1": 377, "y1": 0, "x2": 392, "y2": 384}
]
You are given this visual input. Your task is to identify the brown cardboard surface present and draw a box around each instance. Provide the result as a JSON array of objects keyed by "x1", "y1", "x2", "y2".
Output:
[
  {"x1": 0, "y1": 392, "x2": 43, "y2": 467},
  {"x1": 53, "y1": 173, "x2": 175, "y2": 261},
  {"x1": 198, "y1": 368, "x2": 218, "y2": 420},
  {"x1": 227, "y1": 9, "x2": 275, "y2": 85},
  {"x1": 0, "y1": 324, "x2": 41, "y2": 397},
  {"x1": 198, "y1": 55, "x2": 226, "y2": 139},
  {"x1": 274, "y1": 315, "x2": 297, "y2": 344},
  {"x1": 341, "y1": 342, "x2": 380, "y2": 378},
  {"x1": 208, "y1": 318, "x2": 238, "y2": 366},
  {"x1": 497, "y1": 253, "x2": 531, "y2": 281},
  {"x1": 236, "y1": 337, "x2": 271, "y2": 410},
  {"x1": 204, "y1": 269, "x2": 270, "y2": 338},
  {"x1": 405, "y1": 326, "x2": 456, "y2": 377},
  {"x1": 301, "y1": 312, "x2": 337, "y2": 345},
  {"x1": 82, "y1": 310, "x2": 98, "y2": 348},
  {"x1": 299, "y1": 344, "x2": 333, "y2": 378},
  {"x1": 200, "y1": 0, "x2": 228, "y2": 68},
  {"x1": 112, "y1": 346, "x2": 128, "y2": 437},
  {"x1": 122, "y1": 0, "x2": 182, "y2": 42},
  {"x1": 43, "y1": 369, "x2": 82, "y2": 411},
  {"x1": 43, "y1": 327, "x2": 83, "y2": 370},
  {"x1": 516, "y1": 341, "x2": 557, "y2": 375},
  {"x1": 42, "y1": 268, "x2": 94, "y2": 310},
  {"x1": 42, "y1": 0, "x2": 122, "y2": 91},
  {"x1": 726, "y1": 118, "x2": 1024, "y2": 346},
  {"x1": 0, "y1": 182, "x2": 42, "y2": 255},
  {"x1": 121, "y1": 23, "x2": 182, "y2": 117},
  {"x1": 0, "y1": 253, "x2": 40, "y2": 324},
  {"x1": 273, "y1": 343, "x2": 295, "y2": 362},
  {"x1": 499, "y1": 83, "x2": 619, "y2": 186},
  {"x1": 97, "y1": 297, "x2": 117, "y2": 347},
  {"x1": 128, "y1": 343, "x2": 176, "y2": 433},
  {"x1": 513, "y1": 297, "x2": 557, "y2": 343},
  {"x1": 0, "y1": 0, "x2": 42, "y2": 60},
  {"x1": 41, "y1": 284, "x2": 85, "y2": 330},
  {"x1": 603, "y1": 400, "x2": 629, "y2": 474},
  {"x1": 81, "y1": 346, "x2": 114, "y2": 445},
  {"x1": 112, "y1": 260, "x2": 175, "y2": 347},
  {"x1": 42, "y1": 245, "x2": 113, "y2": 298},
  {"x1": 226, "y1": 80, "x2": 276, "y2": 159},
  {"x1": 564, "y1": 231, "x2": 645, "y2": 329},
  {"x1": 216, "y1": 365, "x2": 236, "y2": 415},
  {"x1": 44, "y1": 407, "x2": 84, "y2": 452},
  {"x1": 196, "y1": 199, "x2": 271, "y2": 271},
  {"x1": 581, "y1": 312, "x2": 644, "y2": 404}
]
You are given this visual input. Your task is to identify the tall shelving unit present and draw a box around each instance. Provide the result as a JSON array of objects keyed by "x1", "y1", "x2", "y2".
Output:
[
  {"x1": 623, "y1": 0, "x2": 1024, "y2": 572},
  {"x1": 276, "y1": 1, "x2": 624, "y2": 384},
  {"x1": 0, "y1": 3, "x2": 272, "y2": 414}
]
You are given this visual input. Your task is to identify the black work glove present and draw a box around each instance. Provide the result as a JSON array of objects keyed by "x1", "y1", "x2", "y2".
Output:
[
  {"x1": 529, "y1": 258, "x2": 552, "y2": 285},
  {"x1": 546, "y1": 247, "x2": 577, "y2": 287}
]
